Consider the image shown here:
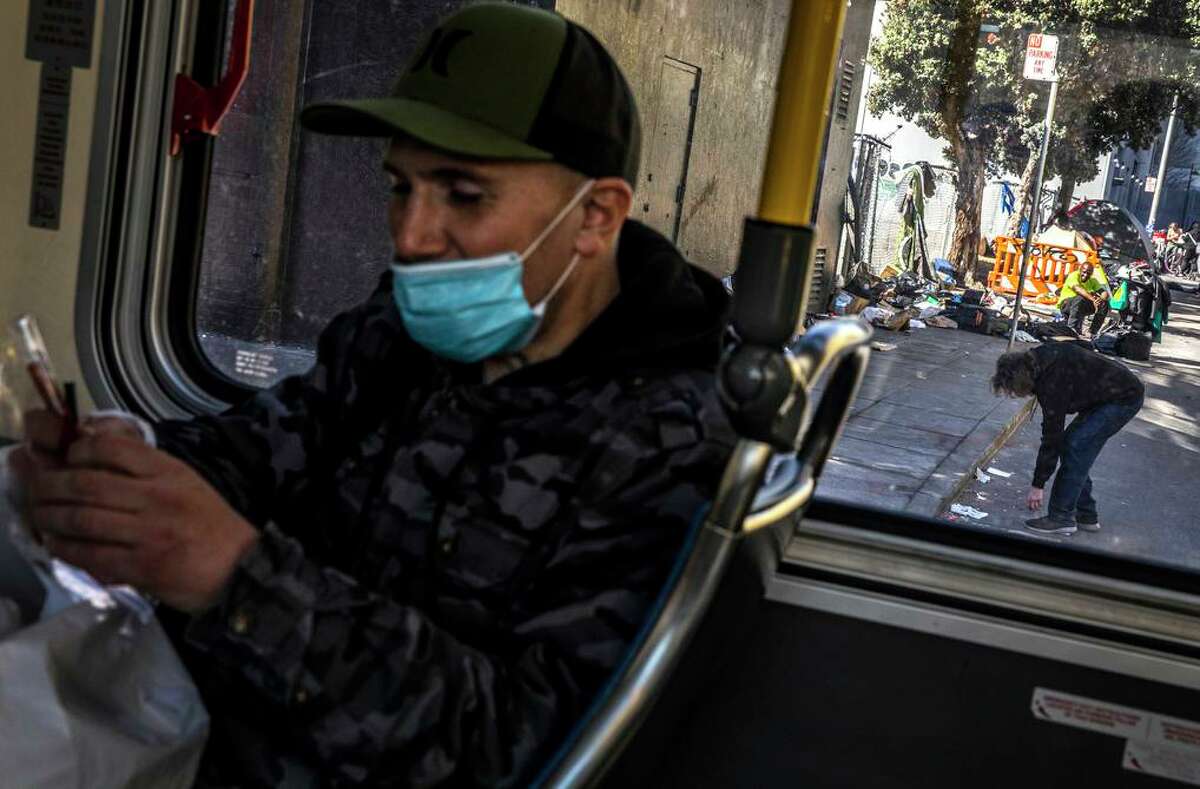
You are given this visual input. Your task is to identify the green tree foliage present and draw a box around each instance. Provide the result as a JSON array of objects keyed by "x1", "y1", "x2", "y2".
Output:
[{"x1": 868, "y1": 0, "x2": 1200, "y2": 275}]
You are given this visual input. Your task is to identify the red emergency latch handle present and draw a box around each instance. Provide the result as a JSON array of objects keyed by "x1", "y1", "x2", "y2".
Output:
[{"x1": 170, "y1": 0, "x2": 254, "y2": 156}]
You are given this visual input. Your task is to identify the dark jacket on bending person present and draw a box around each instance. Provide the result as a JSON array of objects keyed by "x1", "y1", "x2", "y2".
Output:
[
  {"x1": 153, "y1": 220, "x2": 736, "y2": 788},
  {"x1": 1030, "y1": 342, "x2": 1144, "y2": 488}
]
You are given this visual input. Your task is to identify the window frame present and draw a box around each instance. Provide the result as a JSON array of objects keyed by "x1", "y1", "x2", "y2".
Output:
[
  {"x1": 775, "y1": 500, "x2": 1200, "y2": 690},
  {"x1": 78, "y1": 0, "x2": 263, "y2": 421}
]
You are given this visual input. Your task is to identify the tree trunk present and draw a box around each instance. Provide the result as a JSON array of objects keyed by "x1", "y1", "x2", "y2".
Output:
[
  {"x1": 1005, "y1": 154, "x2": 1039, "y2": 237},
  {"x1": 939, "y1": 0, "x2": 984, "y2": 283},
  {"x1": 1057, "y1": 174, "x2": 1077, "y2": 215},
  {"x1": 948, "y1": 140, "x2": 987, "y2": 284}
]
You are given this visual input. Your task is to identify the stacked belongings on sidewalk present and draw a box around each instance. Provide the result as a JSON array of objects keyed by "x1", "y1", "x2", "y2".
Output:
[
  {"x1": 821, "y1": 262, "x2": 1003, "y2": 334},
  {"x1": 980, "y1": 240, "x2": 1168, "y2": 361},
  {"x1": 813, "y1": 201, "x2": 1174, "y2": 357},
  {"x1": 1108, "y1": 263, "x2": 1171, "y2": 343}
]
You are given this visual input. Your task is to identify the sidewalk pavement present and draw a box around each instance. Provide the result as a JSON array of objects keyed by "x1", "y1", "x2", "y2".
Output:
[
  {"x1": 814, "y1": 324, "x2": 1034, "y2": 517},
  {"x1": 948, "y1": 290, "x2": 1200, "y2": 570}
]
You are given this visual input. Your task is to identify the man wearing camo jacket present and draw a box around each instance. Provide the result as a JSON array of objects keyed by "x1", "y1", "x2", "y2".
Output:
[{"x1": 14, "y1": 5, "x2": 734, "y2": 787}]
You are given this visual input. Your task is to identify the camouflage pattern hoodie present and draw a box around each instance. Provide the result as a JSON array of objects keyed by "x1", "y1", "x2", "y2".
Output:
[{"x1": 155, "y1": 219, "x2": 735, "y2": 788}]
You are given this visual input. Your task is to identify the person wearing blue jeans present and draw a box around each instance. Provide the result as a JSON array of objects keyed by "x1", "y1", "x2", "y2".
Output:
[{"x1": 992, "y1": 343, "x2": 1144, "y2": 535}]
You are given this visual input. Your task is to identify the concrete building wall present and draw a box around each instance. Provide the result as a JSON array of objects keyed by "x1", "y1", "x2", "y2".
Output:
[
  {"x1": 556, "y1": 0, "x2": 791, "y2": 276},
  {"x1": 813, "y1": 0, "x2": 876, "y2": 307}
]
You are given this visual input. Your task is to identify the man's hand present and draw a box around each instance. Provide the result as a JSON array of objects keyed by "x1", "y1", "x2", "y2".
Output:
[
  {"x1": 11, "y1": 431, "x2": 258, "y2": 613},
  {"x1": 22, "y1": 408, "x2": 144, "y2": 456},
  {"x1": 1027, "y1": 486, "x2": 1044, "y2": 511}
]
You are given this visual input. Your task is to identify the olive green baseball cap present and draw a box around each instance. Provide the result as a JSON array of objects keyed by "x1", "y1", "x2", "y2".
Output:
[{"x1": 300, "y1": 3, "x2": 642, "y2": 184}]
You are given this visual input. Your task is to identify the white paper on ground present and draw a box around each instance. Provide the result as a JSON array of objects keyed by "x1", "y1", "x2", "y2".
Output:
[
  {"x1": 986, "y1": 467, "x2": 1014, "y2": 478},
  {"x1": 974, "y1": 468, "x2": 991, "y2": 484},
  {"x1": 950, "y1": 504, "x2": 987, "y2": 520}
]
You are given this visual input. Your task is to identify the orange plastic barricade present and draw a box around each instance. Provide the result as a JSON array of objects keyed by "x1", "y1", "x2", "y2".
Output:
[{"x1": 986, "y1": 236, "x2": 1098, "y2": 298}]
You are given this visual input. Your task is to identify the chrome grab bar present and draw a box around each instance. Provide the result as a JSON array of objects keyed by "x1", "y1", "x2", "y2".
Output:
[
  {"x1": 539, "y1": 318, "x2": 871, "y2": 788},
  {"x1": 718, "y1": 317, "x2": 873, "y2": 535}
]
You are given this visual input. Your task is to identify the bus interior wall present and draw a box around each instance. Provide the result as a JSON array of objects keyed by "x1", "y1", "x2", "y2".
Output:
[{"x1": 2, "y1": 0, "x2": 106, "y2": 414}]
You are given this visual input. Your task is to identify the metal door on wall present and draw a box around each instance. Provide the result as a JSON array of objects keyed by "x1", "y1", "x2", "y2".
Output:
[{"x1": 640, "y1": 57, "x2": 700, "y2": 242}]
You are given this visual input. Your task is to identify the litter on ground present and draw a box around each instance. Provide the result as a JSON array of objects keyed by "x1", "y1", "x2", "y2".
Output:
[{"x1": 950, "y1": 504, "x2": 988, "y2": 520}]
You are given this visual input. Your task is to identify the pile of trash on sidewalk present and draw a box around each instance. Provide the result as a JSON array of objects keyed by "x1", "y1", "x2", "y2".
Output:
[
  {"x1": 822, "y1": 261, "x2": 1026, "y2": 337},
  {"x1": 818, "y1": 258, "x2": 1165, "y2": 363}
]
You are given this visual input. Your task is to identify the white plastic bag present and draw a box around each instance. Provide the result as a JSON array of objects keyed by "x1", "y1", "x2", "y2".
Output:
[{"x1": 0, "y1": 447, "x2": 208, "y2": 789}]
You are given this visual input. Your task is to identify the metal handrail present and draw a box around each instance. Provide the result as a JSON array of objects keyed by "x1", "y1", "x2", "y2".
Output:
[
  {"x1": 537, "y1": 0, "x2": 856, "y2": 783},
  {"x1": 538, "y1": 319, "x2": 872, "y2": 787}
]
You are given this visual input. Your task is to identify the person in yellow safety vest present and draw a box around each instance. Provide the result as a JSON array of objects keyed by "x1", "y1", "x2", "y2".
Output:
[{"x1": 1057, "y1": 261, "x2": 1113, "y2": 336}]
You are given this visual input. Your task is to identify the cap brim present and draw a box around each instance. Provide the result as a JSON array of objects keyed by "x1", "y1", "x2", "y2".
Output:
[{"x1": 300, "y1": 97, "x2": 554, "y2": 162}]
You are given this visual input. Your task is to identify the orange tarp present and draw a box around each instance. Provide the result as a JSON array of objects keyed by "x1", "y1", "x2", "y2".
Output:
[{"x1": 987, "y1": 236, "x2": 1099, "y2": 298}]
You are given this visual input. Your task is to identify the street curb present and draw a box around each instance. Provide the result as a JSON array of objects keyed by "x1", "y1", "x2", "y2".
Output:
[{"x1": 930, "y1": 398, "x2": 1036, "y2": 517}]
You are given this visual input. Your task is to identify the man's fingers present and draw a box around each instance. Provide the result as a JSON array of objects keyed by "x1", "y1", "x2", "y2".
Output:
[
  {"x1": 65, "y1": 433, "x2": 167, "y2": 478},
  {"x1": 8, "y1": 445, "x2": 65, "y2": 488},
  {"x1": 42, "y1": 534, "x2": 140, "y2": 587},
  {"x1": 30, "y1": 468, "x2": 146, "y2": 513},
  {"x1": 8, "y1": 446, "x2": 34, "y2": 480},
  {"x1": 23, "y1": 408, "x2": 68, "y2": 453},
  {"x1": 33, "y1": 504, "x2": 142, "y2": 545},
  {"x1": 81, "y1": 415, "x2": 144, "y2": 441}
]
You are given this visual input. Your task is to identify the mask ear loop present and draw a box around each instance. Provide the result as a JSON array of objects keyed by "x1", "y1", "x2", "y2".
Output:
[
  {"x1": 520, "y1": 179, "x2": 597, "y2": 261},
  {"x1": 534, "y1": 252, "x2": 584, "y2": 313}
]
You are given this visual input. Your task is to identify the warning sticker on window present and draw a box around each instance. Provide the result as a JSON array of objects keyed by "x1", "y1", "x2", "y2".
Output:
[
  {"x1": 1031, "y1": 687, "x2": 1151, "y2": 740},
  {"x1": 1124, "y1": 740, "x2": 1200, "y2": 786},
  {"x1": 234, "y1": 349, "x2": 280, "y2": 381}
]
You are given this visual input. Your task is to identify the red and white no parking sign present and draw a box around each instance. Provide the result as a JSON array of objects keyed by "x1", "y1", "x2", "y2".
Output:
[{"x1": 1023, "y1": 33, "x2": 1059, "y2": 81}]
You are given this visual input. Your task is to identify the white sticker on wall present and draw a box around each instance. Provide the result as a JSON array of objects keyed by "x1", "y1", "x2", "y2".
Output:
[
  {"x1": 1031, "y1": 687, "x2": 1151, "y2": 740},
  {"x1": 1125, "y1": 740, "x2": 1200, "y2": 786},
  {"x1": 1151, "y1": 716, "x2": 1200, "y2": 753}
]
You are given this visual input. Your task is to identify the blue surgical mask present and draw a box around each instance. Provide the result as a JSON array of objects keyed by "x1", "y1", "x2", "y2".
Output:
[{"x1": 391, "y1": 180, "x2": 594, "y2": 363}]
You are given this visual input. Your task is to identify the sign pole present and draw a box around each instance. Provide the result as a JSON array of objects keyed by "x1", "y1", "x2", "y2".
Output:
[
  {"x1": 1008, "y1": 76, "x2": 1059, "y2": 351},
  {"x1": 1147, "y1": 92, "x2": 1179, "y2": 232}
]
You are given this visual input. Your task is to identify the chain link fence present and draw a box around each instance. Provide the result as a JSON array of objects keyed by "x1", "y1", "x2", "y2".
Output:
[
  {"x1": 850, "y1": 136, "x2": 960, "y2": 276},
  {"x1": 849, "y1": 135, "x2": 1056, "y2": 277}
]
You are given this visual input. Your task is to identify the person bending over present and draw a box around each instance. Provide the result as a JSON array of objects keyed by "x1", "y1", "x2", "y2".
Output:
[{"x1": 992, "y1": 343, "x2": 1143, "y2": 536}]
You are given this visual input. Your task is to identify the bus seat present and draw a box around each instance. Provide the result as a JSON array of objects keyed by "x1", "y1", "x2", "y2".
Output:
[{"x1": 530, "y1": 316, "x2": 872, "y2": 788}]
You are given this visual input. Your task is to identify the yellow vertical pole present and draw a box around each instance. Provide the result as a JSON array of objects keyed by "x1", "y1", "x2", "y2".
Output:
[{"x1": 757, "y1": 0, "x2": 848, "y2": 226}]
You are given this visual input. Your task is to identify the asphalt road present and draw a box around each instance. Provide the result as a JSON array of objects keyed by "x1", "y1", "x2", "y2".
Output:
[{"x1": 950, "y1": 288, "x2": 1200, "y2": 572}]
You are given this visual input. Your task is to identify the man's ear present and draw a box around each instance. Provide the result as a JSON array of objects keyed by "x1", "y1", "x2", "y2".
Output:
[{"x1": 575, "y1": 177, "x2": 633, "y2": 258}]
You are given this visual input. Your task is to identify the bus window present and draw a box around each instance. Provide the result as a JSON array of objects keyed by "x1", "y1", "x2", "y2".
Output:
[
  {"x1": 151, "y1": 0, "x2": 1200, "y2": 572},
  {"x1": 817, "y1": 3, "x2": 1200, "y2": 571},
  {"x1": 195, "y1": 2, "x2": 427, "y2": 387}
]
